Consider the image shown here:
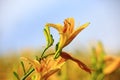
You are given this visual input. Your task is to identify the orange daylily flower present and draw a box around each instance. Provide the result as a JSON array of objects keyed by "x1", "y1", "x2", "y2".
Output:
[
  {"x1": 104, "y1": 56, "x2": 120, "y2": 75},
  {"x1": 46, "y1": 18, "x2": 90, "y2": 58},
  {"x1": 21, "y1": 55, "x2": 65, "y2": 80},
  {"x1": 21, "y1": 52, "x2": 91, "y2": 80}
]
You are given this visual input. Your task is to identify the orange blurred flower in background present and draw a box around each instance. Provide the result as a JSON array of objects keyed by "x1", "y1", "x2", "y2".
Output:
[{"x1": 104, "y1": 56, "x2": 120, "y2": 75}]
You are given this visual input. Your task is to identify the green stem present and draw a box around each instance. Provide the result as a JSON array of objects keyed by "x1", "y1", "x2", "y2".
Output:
[
  {"x1": 41, "y1": 46, "x2": 49, "y2": 58},
  {"x1": 13, "y1": 71, "x2": 20, "y2": 80},
  {"x1": 21, "y1": 68, "x2": 35, "y2": 80},
  {"x1": 26, "y1": 65, "x2": 32, "y2": 73},
  {"x1": 21, "y1": 61, "x2": 26, "y2": 75}
]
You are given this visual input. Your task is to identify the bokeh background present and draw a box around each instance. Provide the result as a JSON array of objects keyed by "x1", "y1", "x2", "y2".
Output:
[
  {"x1": 0, "y1": 0, "x2": 120, "y2": 80},
  {"x1": 1, "y1": 0, "x2": 120, "y2": 55}
]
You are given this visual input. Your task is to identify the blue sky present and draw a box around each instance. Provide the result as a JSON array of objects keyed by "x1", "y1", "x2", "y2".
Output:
[{"x1": 0, "y1": 0, "x2": 120, "y2": 55}]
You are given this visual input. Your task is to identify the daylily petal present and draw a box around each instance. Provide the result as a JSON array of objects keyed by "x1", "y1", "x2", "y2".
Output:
[
  {"x1": 104, "y1": 58, "x2": 120, "y2": 75},
  {"x1": 20, "y1": 57, "x2": 41, "y2": 72},
  {"x1": 64, "y1": 18, "x2": 74, "y2": 34},
  {"x1": 54, "y1": 34, "x2": 67, "y2": 59},
  {"x1": 64, "y1": 22, "x2": 90, "y2": 47},
  {"x1": 42, "y1": 69, "x2": 60, "y2": 80},
  {"x1": 40, "y1": 55, "x2": 66, "y2": 80},
  {"x1": 104, "y1": 56, "x2": 120, "y2": 75},
  {"x1": 46, "y1": 23, "x2": 63, "y2": 33},
  {"x1": 60, "y1": 52, "x2": 91, "y2": 73},
  {"x1": 104, "y1": 56, "x2": 115, "y2": 62}
]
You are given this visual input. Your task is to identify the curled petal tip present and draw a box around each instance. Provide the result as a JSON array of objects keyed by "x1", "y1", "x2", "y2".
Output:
[
  {"x1": 88, "y1": 22, "x2": 90, "y2": 25},
  {"x1": 88, "y1": 22, "x2": 90, "y2": 24},
  {"x1": 87, "y1": 22, "x2": 90, "y2": 26},
  {"x1": 83, "y1": 22, "x2": 90, "y2": 28},
  {"x1": 77, "y1": 22, "x2": 90, "y2": 31}
]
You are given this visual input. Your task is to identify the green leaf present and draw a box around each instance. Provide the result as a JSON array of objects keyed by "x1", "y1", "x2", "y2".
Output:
[
  {"x1": 21, "y1": 68, "x2": 35, "y2": 80},
  {"x1": 13, "y1": 71, "x2": 20, "y2": 80}
]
